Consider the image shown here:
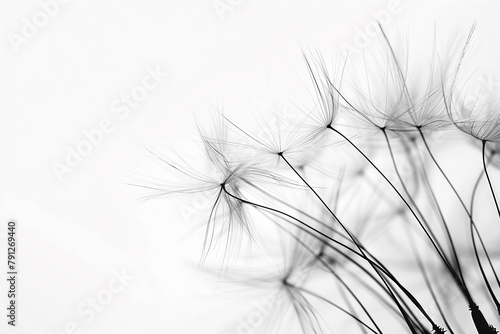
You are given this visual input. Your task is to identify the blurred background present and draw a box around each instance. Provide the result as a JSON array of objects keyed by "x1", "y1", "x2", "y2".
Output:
[{"x1": 1, "y1": 0, "x2": 500, "y2": 333}]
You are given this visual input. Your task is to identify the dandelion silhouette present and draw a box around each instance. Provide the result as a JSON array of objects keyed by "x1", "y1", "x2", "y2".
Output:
[{"x1": 131, "y1": 23, "x2": 500, "y2": 334}]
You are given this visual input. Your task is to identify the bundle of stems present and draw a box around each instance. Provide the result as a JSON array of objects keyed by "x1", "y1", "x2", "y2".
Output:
[{"x1": 133, "y1": 24, "x2": 500, "y2": 334}]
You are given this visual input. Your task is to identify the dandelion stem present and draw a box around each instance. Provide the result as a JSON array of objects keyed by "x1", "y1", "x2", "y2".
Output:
[
  {"x1": 470, "y1": 162, "x2": 500, "y2": 294},
  {"x1": 221, "y1": 185, "x2": 367, "y2": 262},
  {"x1": 278, "y1": 152, "x2": 362, "y2": 253},
  {"x1": 382, "y1": 131, "x2": 452, "y2": 269},
  {"x1": 277, "y1": 153, "x2": 423, "y2": 324},
  {"x1": 273, "y1": 154, "x2": 441, "y2": 329},
  {"x1": 296, "y1": 286, "x2": 382, "y2": 334},
  {"x1": 418, "y1": 131, "x2": 471, "y2": 216},
  {"x1": 271, "y1": 219, "x2": 384, "y2": 334},
  {"x1": 407, "y1": 137, "x2": 462, "y2": 276},
  {"x1": 419, "y1": 131, "x2": 500, "y2": 311},
  {"x1": 403, "y1": 205, "x2": 456, "y2": 334},
  {"x1": 482, "y1": 141, "x2": 500, "y2": 222},
  {"x1": 329, "y1": 125, "x2": 466, "y2": 297}
]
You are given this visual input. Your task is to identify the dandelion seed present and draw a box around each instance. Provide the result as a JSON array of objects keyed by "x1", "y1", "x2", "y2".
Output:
[
  {"x1": 300, "y1": 51, "x2": 344, "y2": 135},
  {"x1": 130, "y1": 115, "x2": 300, "y2": 266},
  {"x1": 445, "y1": 69, "x2": 500, "y2": 144},
  {"x1": 132, "y1": 21, "x2": 500, "y2": 334}
]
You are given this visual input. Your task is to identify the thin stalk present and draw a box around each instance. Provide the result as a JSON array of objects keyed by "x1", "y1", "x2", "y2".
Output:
[
  {"x1": 382, "y1": 131, "x2": 453, "y2": 271},
  {"x1": 482, "y1": 141, "x2": 500, "y2": 221},
  {"x1": 470, "y1": 163, "x2": 500, "y2": 293},
  {"x1": 419, "y1": 131, "x2": 500, "y2": 312},
  {"x1": 236, "y1": 160, "x2": 442, "y2": 330},
  {"x1": 329, "y1": 125, "x2": 467, "y2": 298},
  {"x1": 271, "y1": 219, "x2": 384, "y2": 334},
  {"x1": 296, "y1": 286, "x2": 381, "y2": 334},
  {"x1": 408, "y1": 137, "x2": 462, "y2": 275},
  {"x1": 403, "y1": 203, "x2": 456, "y2": 334}
]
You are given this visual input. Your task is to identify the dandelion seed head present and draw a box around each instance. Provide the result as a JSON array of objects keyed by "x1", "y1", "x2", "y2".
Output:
[
  {"x1": 301, "y1": 51, "x2": 344, "y2": 133},
  {"x1": 450, "y1": 98, "x2": 500, "y2": 143}
]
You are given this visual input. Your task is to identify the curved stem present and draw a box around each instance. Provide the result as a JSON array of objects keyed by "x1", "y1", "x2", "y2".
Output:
[
  {"x1": 382, "y1": 131, "x2": 451, "y2": 267},
  {"x1": 329, "y1": 125, "x2": 468, "y2": 299},
  {"x1": 419, "y1": 131, "x2": 500, "y2": 311},
  {"x1": 482, "y1": 141, "x2": 500, "y2": 221},
  {"x1": 296, "y1": 286, "x2": 381, "y2": 334},
  {"x1": 271, "y1": 219, "x2": 384, "y2": 334},
  {"x1": 469, "y1": 165, "x2": 500, "y2": 314},
  {"x1": 227, "y1": 164, "x2": 440, "y2": 329},
  {"x1": 470, "y1": 160, "x2": 500, "y2": 292}
]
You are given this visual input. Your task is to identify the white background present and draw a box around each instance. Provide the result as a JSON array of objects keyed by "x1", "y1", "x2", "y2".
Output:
[{"x1": 2, "y1": 0, "x2": 500, "y2": 333}]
